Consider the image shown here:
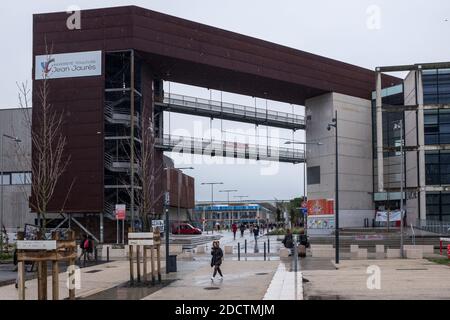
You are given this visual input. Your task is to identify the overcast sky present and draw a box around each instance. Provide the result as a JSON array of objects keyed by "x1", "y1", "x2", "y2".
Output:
[{"x1": 1, "y1": 0, "x2": 449, "y2": 202}]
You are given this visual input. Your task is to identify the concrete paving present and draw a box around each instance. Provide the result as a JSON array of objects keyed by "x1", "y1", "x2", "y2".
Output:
[
  {"x1": 302, "y1": 259, "x2": 450, "y2": 300},
  {"x1": 0, "y1": 259, "x2": 158, "y2": 300},
  {"x1": 142, "y1": 260, "x2": 279, "y2": 300},
  {"x1": 263, "y1": 263, "x2": 303, "y2": 300}
]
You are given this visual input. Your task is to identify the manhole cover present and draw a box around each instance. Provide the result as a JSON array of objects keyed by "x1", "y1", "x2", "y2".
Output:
[
  {"x1": 204, "y1": 287, "x2": 220, "y2": 290},
  {"x1": 255, "y1": 273, "x2": 269, "y2": 275},
  {"x1": 85, "y1": 269, "x2": 102, "y2": 273}
]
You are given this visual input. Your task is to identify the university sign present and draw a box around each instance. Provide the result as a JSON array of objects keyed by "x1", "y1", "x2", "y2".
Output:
[{"x1": 35, "y1": 50, "x2": 102, "y2": 80}]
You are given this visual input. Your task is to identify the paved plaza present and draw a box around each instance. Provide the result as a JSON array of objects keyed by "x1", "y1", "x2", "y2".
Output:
[{"x1": 0, "y1": 230, "x2": 449, "y2": 300}]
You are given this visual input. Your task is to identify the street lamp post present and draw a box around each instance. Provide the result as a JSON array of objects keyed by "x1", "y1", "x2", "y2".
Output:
[
  {"x1": 327, "y1": 110, "x2": 339, "y2": 264},
  {"x1": 1, "y1": 134, "x2": 21, "y2": 255},
  {"x1": 234, "y1": 195, "x2": 248, "y2": 224},
  {"x1": 219, "y1": 189, "x2": 237, "y2": 226},
  {"x1": 394, "y1": 120, "x2": 405, "y2": 258},
  {"x1": 201, "y1": 182, "x2": 223, "y2": 232}
]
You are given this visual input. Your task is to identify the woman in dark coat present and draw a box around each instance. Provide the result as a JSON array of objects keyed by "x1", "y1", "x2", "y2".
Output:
[
  {"x1": 210, "y1": 240, "x2": 224, "y2": 281},
  {"x1": 282, "y1": 229, "x2": 294, "y2": 256}
]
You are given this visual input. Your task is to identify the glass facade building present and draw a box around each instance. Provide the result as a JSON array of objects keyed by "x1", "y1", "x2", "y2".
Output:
[{"x1": 424, "y1": 68, "x2": 450, "y2": 221}]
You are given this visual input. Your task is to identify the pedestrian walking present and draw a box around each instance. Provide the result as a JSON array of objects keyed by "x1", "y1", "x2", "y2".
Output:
[
  {"x1": 232, "y1": 223, "x2": 238, "y2": 240},
  {"x1": 239, "y1": 224, "x2": 245, "y2": 238},
  {"x1": 86, "y1": 235, "x2": 95, "y2": 260},
  {"x1": 78, "y1": 235, "x2": 88, "y2": 262},
  {"x1": 210, "y1": 240, "x2": 224, "y2": 281},
  {"x1": 253, "y1": 225, "x2": 259, "y2": 241}
]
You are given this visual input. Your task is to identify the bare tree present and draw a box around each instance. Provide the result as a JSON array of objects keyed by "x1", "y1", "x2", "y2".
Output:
[
  {"x1": 120, "y1": 105, "x2": 157, "y2": 231},
  {"x1": 15, "y1": 48, "x2": 71, "y2": 229}
]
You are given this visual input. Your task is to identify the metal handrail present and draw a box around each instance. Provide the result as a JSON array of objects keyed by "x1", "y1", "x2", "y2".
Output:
[
  {"x1": 155, "y1": 134, "x2": 305, "y2": 162},
  {"x1": 162, "y1": 93, "x2": 305, "y2": 125}
]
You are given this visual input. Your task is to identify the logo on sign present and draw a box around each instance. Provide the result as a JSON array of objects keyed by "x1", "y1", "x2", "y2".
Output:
[{"x1": 41, "y1": 58, "x2": 55, "y2": 77}]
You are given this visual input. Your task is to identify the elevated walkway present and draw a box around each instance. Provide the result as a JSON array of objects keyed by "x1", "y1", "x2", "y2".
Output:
[
  {"x1": 155, "y1": 93, "x2": 305, "y2": 130},
  {"x1": 155, "y1": 134, "x2": 305, "y2": 163}
]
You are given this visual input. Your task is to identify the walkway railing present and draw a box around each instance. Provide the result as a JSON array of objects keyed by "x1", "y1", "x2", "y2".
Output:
[
  {"x1": 156, "y1": 93, "x2": 305, "y2": 130},
  {"x1": 155, "y1": 134, "x2": 305, "y2": 163},
  {"x1": 415, "y1": 219, "x2": 450, "y2": 235}
]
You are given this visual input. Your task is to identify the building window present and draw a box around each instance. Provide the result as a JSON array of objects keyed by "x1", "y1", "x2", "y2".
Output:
[
  {"x1": 426, "y1": 192, "x2": 450, "y2": 221},
  {"x1": 425, "y1": 109, "x2": 450, "y2": 145},
  {"x1": 423, "y1": 69, "x2": 450, "y2": 105},
  {"x1": 425, "y1": 150, "x2": 450, "y2": 185},
  {"x1": 0, "y1": 171, "x2": 31, "y2": 185},
  {"x1": 307, "y1": 166, "x2": 320, "y2": 185},
  {"x1": 11, "y1": 173, "x2": 24, "y2": 185}
]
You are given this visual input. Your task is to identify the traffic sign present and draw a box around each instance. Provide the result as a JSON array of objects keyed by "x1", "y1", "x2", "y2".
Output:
[
  {"x1": 164, "y1": 192, "x2": 170, "y2": 206},
  {"x1": 152, "y1": 220, "x2": 164, "y2": 232},
  {"x1": 115, "y1": 204, "x2": 126, "y2": 220}
]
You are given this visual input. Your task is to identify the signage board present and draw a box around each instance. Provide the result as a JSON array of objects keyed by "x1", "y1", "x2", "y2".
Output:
[
  {"x1": 115, "y1": 204, "x2": 126, "y2": 220},
  {"x1": 128, "y1": 239, "x2": 154, "y2": 246},
  {"x1": 307, "y1": 215, "x2": 335, "y2": 230},
  {"x1": 152, "y1": 220, "x2": 165, "y2": 232},
  {"x1": 35, "y1": 50, "x2": 102, "y2": 80},
  {"x1": 307, "y1": 199, "x2": 334, "y2": 216},
  {"x1": 17, "y1": 240, "x2": 57, "y2": 251},
  {"x1": 164, "y1": 192, "x2": 170, "y2": 206},
  {"x1": 354, "y1": 235, "x2": 384, "y2": 241},
  {"x1": 128, "y1": 232, "x2": 153, "y2": 239}
]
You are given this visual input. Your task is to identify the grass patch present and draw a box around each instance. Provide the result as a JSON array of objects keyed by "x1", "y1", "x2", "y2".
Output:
[
  {"x1": 427, "y1": 258, "x2": 450, "y2": 266},
  {"x1": 267, "y1": 227, "x2": 305, "y2": 236},
  {"x1": 0, "y1": 253, "x2": 13, "y2": 261}
]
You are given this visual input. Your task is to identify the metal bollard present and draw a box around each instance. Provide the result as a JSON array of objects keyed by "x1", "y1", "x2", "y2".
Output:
[
  {"x1": 238, "y1": 242, "x2": 240, "y2": 261},
  {"x1": 264, "y1": 242, "x2": 266, "y2": 261},
  {"x1": 107, "y1": 246, "x2": 110, "y2": 262},
  {"x1": 293, "y1": 236, "x2": 298, "y2": 272},
  {"x1": 244, "y1": 239, "x2": 247, "y2": 254},
  {"x1": 95, "y1": 247, "x2": 98, "y2": 263},
  {"x1": 268, "y1": 238, "x2": 270, "y2": 253}
]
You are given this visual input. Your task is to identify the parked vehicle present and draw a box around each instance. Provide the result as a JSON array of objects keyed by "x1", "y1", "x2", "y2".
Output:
[{"x1": 171, "y1": 223, "x2": 202, "y2": 235}]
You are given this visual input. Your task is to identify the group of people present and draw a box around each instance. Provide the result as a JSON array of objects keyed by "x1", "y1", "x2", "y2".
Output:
[
  {"x1": 281, "y1": 229, "x2": 309, "y2": 257},
  {"x1": 230, "y1": 223, "x2": 268, "y2": 240}
]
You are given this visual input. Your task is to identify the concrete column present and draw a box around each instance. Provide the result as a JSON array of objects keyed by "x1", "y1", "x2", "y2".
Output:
[
  {"x1": 416, "y1": 68, "x2": 426, "y2": 221},
  {"x1": 376, "y1": 71, "x2": 384, "y2": 192},
  {"x1": 100, "y1": 213, "x2": 104, "y2": 243}
]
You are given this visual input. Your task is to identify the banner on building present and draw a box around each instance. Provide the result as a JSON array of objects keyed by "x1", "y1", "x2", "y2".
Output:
[
  {"x1": 35, "y1": 50, "x2": 102, "y2": 80},
  {"x1": 307, "y1": 215, "x2": 335, "y2": 229},
  {"x1": 375, "y1": 211, "x2": 402, "y2": 222},
  {"x1": 307, "y1": 199, "x2": 334, "y2": 216}
]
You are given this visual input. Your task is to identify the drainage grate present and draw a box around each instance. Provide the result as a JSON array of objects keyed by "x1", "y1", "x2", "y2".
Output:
[
  {"x1": 85, "y1": 269, "x2": 103, "y2": 273},
  {"x1": 255, "y1": 273, "x2": 269, "y2": 275},
  {"x1": 204, "y1": 287, "x2": 220, "y2": 290},
  {"x1": 396, "y1": 268, "x2": 428, "y2": 271}
]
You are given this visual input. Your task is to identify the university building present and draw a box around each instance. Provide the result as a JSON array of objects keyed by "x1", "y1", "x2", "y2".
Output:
[{"x1": 3, "y1": 5, "x2": 442, "y2": 242}]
